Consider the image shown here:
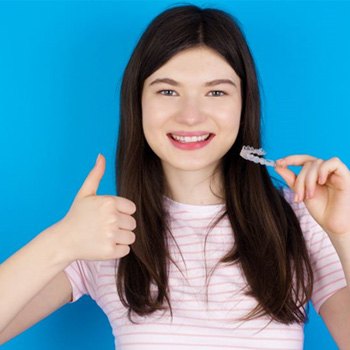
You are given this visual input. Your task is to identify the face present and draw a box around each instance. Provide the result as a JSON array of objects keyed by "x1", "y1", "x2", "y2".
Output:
[{"x1": 141, "y1": 46, "x2": 242, "y2": 177}]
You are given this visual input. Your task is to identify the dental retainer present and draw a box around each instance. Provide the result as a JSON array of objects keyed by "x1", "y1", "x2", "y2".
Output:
[{"x1": 240, "y1": 145, "x2": 276, "y2": 167}]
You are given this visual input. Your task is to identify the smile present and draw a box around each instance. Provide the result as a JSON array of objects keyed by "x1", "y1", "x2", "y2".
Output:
[
  {"x1": 170, "y1": 133, "x2": 210, "y2": 143},
  {"x1": 167, "y1": 133, "x2": 215, "y2": 150}
]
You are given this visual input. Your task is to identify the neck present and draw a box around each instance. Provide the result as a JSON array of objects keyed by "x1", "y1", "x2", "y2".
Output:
[{"x1": 163, "y1": 165, "x2": 224, "y2": 205}]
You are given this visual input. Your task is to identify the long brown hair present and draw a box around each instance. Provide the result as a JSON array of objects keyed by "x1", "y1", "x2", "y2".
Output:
[{"x1": 116, "y1": 4, "x2": 313, "y2": 324}]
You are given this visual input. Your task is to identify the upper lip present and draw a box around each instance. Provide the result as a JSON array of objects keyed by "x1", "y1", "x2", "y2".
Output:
[{"x1": 168, "y1": 131, "x2": 213, "y2": 137}]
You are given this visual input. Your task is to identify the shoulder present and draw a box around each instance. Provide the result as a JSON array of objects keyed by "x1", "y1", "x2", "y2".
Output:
[
  {"x1": 65, "y1": 259, "x2": 115, "y2": 286},
  {"x1": 64, "y1": 259, "x2": 116, "y2": 301}
]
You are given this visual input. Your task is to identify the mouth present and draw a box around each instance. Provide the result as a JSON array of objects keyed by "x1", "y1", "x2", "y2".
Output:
[
  {"x1": 167, "y1": 132, "x2": 215, "y2": 150},
  {"x1": 168, "y1": 133, "x2": 212, "y2": 143}
]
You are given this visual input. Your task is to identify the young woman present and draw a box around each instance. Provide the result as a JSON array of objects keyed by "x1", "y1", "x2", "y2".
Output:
[{"x1": 1, "y1": 4, "x2": 350, "y2": 350}]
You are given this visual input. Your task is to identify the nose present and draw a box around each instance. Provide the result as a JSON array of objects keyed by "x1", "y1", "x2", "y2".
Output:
[{"x1": 174, "y1": 97, "x2": 206, "y2": 126}]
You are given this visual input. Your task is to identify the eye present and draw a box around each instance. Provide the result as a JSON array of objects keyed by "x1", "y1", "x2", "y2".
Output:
[
  {"x1": 208, "y1": 90, "x2": 226, "y2": 97},
  {"x1": 158, "y1": 89, "x2": 178, "y2": 96}
]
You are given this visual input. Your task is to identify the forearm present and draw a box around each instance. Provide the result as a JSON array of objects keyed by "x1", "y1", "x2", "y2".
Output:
[
  {"x1": 0, "y1": 222, "x2": 71, "y2": 332},
  {"x1": 328, "y1": 231, "x2": 350, "y2": 286}
]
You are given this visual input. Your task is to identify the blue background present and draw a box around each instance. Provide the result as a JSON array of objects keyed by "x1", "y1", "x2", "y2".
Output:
[{"x1": 1, "y1": 0, "x2": 349, "y2": 349}]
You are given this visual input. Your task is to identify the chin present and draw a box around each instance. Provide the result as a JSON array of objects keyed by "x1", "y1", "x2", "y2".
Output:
[{"x1": 173, "y1": 160, "x2": 218, "y2": 172}]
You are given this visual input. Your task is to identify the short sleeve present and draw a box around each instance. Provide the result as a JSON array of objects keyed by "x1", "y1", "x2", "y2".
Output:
[
  {"x1": 282, "y1": 187, "x2": 347, "y2": 313},
  {"x1": 63, "y1": 259, "x2": 101, "y2": 303}
]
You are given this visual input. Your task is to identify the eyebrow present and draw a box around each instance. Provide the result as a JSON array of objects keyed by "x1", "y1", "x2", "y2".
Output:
[{"x1": 149, "y1": 78, "x2": 237, "y2": 87}]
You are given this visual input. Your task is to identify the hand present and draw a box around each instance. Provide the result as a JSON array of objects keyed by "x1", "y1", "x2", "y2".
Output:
[
  {"x1": 274, "y1": 155, "x2": 350, "y2": 237},
  {"x1": 57, "y1": 154, "x2": 137, "y2": 262}
]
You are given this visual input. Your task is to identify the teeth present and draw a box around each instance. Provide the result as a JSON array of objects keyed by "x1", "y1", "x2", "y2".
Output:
[{"x1": 171, "y1": 133, "x2": 210, "y2": 143}]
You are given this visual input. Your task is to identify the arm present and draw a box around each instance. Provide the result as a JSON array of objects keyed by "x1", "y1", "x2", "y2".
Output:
[
  {"x1": 274, "y1": 156, "x2": 350, "y2": 347},
  {"x1": 319, "y1": 286, "x2": 350, "y2": 350},
  {"x1": 0, "y1": 154, "x2": 136, "y2": 343},
  {"x1": 0, "y1": 269, "x2": 72, "y2": 345},
  {"x1": 0, "y1": 223, "x2": 71, "y2": 335},
  {"x1": 319, "y1": 232, "x2": 350, "y2": 349},
  {"x1": 328, "y1": 232, "x2": 350, "y2": 286}
]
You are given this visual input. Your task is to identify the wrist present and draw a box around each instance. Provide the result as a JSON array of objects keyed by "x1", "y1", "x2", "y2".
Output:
[{"x1": 39, "y1": 220, "x2": 76, "y2": 267}]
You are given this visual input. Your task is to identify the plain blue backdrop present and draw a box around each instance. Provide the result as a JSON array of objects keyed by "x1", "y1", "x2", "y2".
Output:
[{"x1": 1, "y1": 0, "x2": 349, "y2": 349}]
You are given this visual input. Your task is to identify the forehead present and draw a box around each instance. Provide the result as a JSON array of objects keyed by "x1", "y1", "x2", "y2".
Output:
[{"x1": 145, "y1": 46, "x2": 240, "y2": 83}]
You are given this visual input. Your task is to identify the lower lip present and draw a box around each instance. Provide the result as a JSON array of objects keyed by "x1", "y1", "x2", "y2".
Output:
[{"x1": 167, "y1": 134, "x2": 215, "y2": 150}]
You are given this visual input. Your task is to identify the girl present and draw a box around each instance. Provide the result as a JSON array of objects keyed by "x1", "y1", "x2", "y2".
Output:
[{"x1": 1, "y1": 4, "x2": 350, "y2": 350}]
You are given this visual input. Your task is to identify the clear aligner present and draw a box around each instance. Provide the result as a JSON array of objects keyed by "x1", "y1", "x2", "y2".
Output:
[{"x1": 240, "y1": 145, "x2": 276, "y2": 167}]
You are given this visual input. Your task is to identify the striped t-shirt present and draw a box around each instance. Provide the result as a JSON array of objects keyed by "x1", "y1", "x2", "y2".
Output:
[{"x1": 64, "y1": 187, "x2": 347, "y2": 350}]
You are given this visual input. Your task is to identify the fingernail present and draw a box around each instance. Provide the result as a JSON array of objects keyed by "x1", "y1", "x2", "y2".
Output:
[
  {"x1": 278, "y1": 159, "x2": 286, "y2": 167},
  {"x1": 96, "y1": 153, "x2": 101, "y2": 165},
  {"x1": 294, "y1": 193, "x2": 299, "y2": 202}
]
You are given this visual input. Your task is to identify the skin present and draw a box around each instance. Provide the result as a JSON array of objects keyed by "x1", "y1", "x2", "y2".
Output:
[
  {"x1": 2, "y1": 44, "x2": 350, "y2": 349},
  {"x1": 0, "y1": 154, "x2": 137, "y2": 342},
  {"x1": 274, "y1": 156, "x2": 350, "y2": 239},
  {"x1": 274, "y1": 156, "x2": 350, "y2": 348},
  {"x1": 141, "y1": 44, "x2": 350, "y2": 346},
  {"x1": 141, "y1": 46, "x2": 242, "y2": 205}
]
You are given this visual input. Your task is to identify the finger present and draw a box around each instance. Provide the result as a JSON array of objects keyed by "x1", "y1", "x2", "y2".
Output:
[
  {"x1": 292, "y1": 161, "x2": 314, "y2": 202},
  {"x1": 304, "y1": 159, "x2": 323, "y2": 200},
  {"x1": 278, "y1": 154, "x2": 318, "y2": 167},
  {"x1": 112, "y1": 244, "x2": 131, "y2": 259},
  {"x1": 275, "y1": 160, "x2": 317, "y2": 202},
  {"x1": 115, "y1": 229, "x2": 136, "y2": 245},
  {"x1": 318, "y1": 157, "x2": 350, "y2": 188},
  {"x1": 76, "y1": 154, "x2": 106, "y2": 199},
  {"x1": 116, "y1": 212, "x2": 137, "y2": 231},
  {"x1": 274, "y1": 155, "x2": 318, "y2": 200},
  {"x1": 274, "y1": 163, "x2": 297, "y2": 189},
  {"x1": 114, "y1": 196, "x2": 137, "y2": 215}
]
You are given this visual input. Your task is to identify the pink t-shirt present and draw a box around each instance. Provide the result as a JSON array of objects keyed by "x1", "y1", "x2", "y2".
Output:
[{"x1": 64, "y1": 187, "x2": 347, "y2": 350}]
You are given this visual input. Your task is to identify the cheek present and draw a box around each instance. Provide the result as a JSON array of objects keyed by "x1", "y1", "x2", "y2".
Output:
[
  {"x1": 210, "y1": 94, "x2": 241, "y2": 117},
  {"x1": 142, "y1": 99, "x2": 158, "y2": 138},
  {"x1": 141, "y1": 92, "x2": 166, "y2": 152},
  {"x1": 219, "y1": 103, "x2": 241, "y2": 130},
  {"x1": 142, "y1": 96, "x2": 167, "y2": 125},
  {"x1": 142, "y1": 103, "x2": 174, "y2": 147},
  {"x1": 141, "y1": 104, "x2": 166, "y2": 155}
]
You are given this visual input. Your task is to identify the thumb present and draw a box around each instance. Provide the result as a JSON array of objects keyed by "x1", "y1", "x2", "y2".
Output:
[
  {"x1": 274, "y1": 161, "x2": 296, "y2": 189},
  {"x1": 76, "y1": 153, "x2": 106, "y2": 199}
]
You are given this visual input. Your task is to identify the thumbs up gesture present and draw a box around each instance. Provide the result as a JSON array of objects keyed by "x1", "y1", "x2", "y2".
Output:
[{"x1": 58, "y1": 154, "x2": 136, "y2": 262}]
